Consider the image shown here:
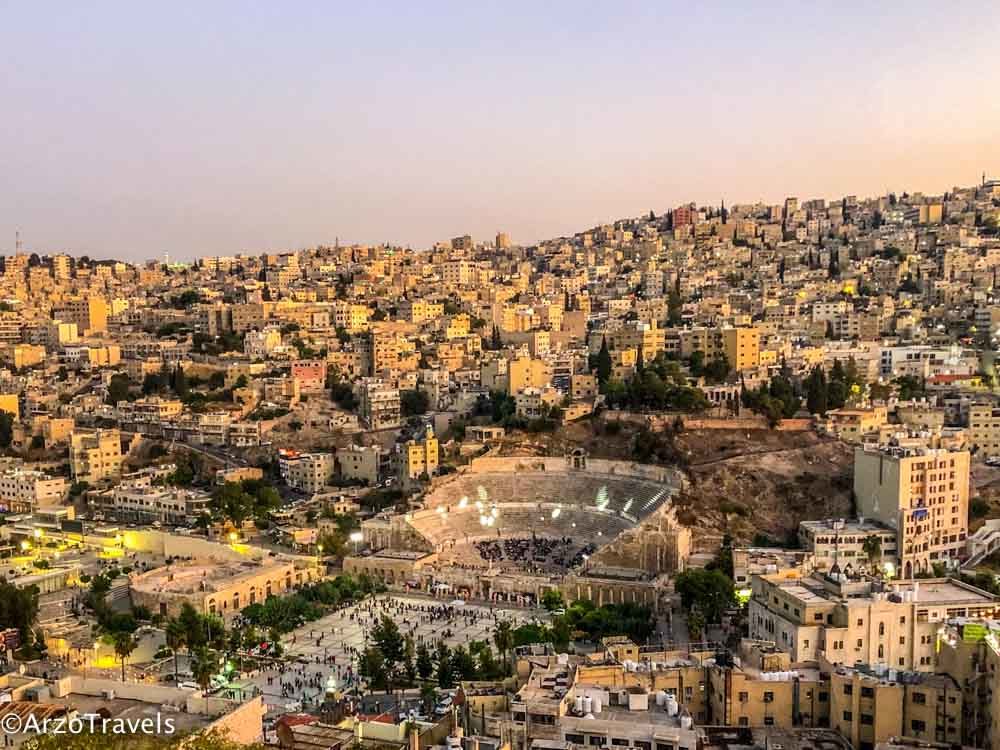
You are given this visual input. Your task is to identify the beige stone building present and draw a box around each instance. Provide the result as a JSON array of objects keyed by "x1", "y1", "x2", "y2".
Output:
[
  {"x1": 854, "y1": 445, "x2": 969, "y2": 576},
  {"x1": 70, "y1": 429, "x2": 123, "y2": 484},
  {"x1": 748, "y1": 571, "x2": 997, "y2": 670}
]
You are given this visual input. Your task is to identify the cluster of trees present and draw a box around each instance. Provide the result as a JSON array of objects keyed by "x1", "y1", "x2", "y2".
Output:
[
  {"x1": 361, "y1": 615, "x2": 511, "y2": 696},
  {"x1": 400, "y1": 389, "x2": 430, "y2": 417},
  {"x1": 326, "y1": 367, "x2": 358, "y2": 411},
  {"x1": 673, "y1": 566, "x2": 737, "y2": 640},
  {"x1": 803, "y1": 358, "x2": 865, "y2": 416},
  {"x1": 169, "y1": 290, "x2": 202, "y2": 309},
  {"x1": 508, "y1": 600, "x2": 655, "y2": 651},
  {"x1": 0, "y1": 580, "x2": 41, "y2": 654},
  {"x1": 688, "y1": 351, "x2": 731, "y2": 384},
  {"x1": 207, "y1": 479, "x2": 281, "y2": 527},
  {"x1": 315, "y1": 512, "x2": 362, "y2": 559},
  {"x1": 163, "y1": 602, "x2": 228, "y2": 689},
  {"x1": 240, "y1": 574, "x2": 379, "y2": 634},
  {"x1": 142, "y1": 364, "x2": 192, "y2": 400},
  {"x1": 741, "y1": 372, "x2": 800, "y2": 426},
  {"x1": 601, "y1": 352, "x2": 710, "y2": 413}
]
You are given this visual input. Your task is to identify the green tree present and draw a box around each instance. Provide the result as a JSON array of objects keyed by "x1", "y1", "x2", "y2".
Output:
[
  {"x1": 360, "y1": 645, "x2": 388, "y2": 691},
  {"x1": 113, "y1": 630, "x2": 138, "y2": 681},
  {"x1": 673, "y1": 568, "x2": 737, "y2": 624},
  {"x1": 596, "y1": 336, "x2": 612, "y2": 384},
  {"x1": 400, "y1": 389, "x2": 430, "y2": 417},
  {"x1": 0, "y1": 412, "x2": 14, "y2": 449},
  {"x1": 416, "y1": 642, "x2": 435, "y2": 680},
  {"x1": 191, "y1": 646, "x2": 220, "y2": 690},
  {"x1": 165, "y1": 618, "x2": 186, "y2": 681},
  {"x1": 541, "y1": 590, "x2": 565, "y2": 612},
  {"x1": 805, "y1": 365, "x2": 828, "y2": 416},
  {"x1": 493, "y1": 620, "x2": 513, "y2": 673},
  {"x1": 435, "y1": 641, "x2": 455, "y2": 688},
  {"x1": 106, "y1": 373, "x2": 131, "y2": 405}
]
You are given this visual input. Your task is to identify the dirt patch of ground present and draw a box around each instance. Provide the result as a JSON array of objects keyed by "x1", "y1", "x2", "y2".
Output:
[{"x1": 673, "y1": 434, "x2": 854, "y2": 543}]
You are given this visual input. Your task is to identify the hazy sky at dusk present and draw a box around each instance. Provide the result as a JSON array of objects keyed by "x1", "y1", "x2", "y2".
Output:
[{"x1": 2, "y1": 2, "x2": 999, "y2": 260}]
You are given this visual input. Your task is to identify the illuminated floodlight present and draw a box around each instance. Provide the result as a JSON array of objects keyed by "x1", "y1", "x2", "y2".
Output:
[
  {"x1": 436, "y1": 506, "x2": 446, "y2": 515},
  {"x1": 491, "y1": 506, "x2": 500, "y2": 518},
  {"x1": 551, "y1": 507, "x2": 561, "y2": 519},
  {"x1": 477, "y1": 485, "x2": 488, "y2": 502},
  {"x1": 349, "y1": 531, "x2": 364, "y2": 543},
  {"x1": 458, "y1": 497, "x2": 468, "y2": 509}
]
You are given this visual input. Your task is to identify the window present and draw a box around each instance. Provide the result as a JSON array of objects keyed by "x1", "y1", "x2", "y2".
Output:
[
  {"x1": 861, "y1": 687, "x2": 874, "y2": 698},
  {"x1": 861, "y1": 714, "x2": 874, "y2": 726},
  {"x1": 611, "y1": 740, "x2": 629, "y2": 747},
  {"x1": 739, "y1": 692, "x2": 748, "y2": 703},
  {"x1": 567, "y1": 735, "x2": 585, "y2": 744},
  {"x1": 912, "y1": 692, "x2": 926, "y2": 705},
  {"x1": 818, "y1": 692, "x2": 828, "y2": 702},
  {"x1": 911, "y1": 720, "x2": 926, "y2": 733},
  {"x1": 843, "y1": 711, "x2": 853, "y2": 722},
  {"x1": 738, "y1": 718, "x2": 748, "y2": 727},
  {"x1": 843, "y1": 685, "x2": 853, "y2": 695},
  {"x1": 763, "y1": 717, "x2": 775, "y2": 726},
  {"x1": 764, "y1": 692, "x2": 774, "y2": 703}
]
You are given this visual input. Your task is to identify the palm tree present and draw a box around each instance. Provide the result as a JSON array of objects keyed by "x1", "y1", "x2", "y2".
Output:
[
  {"x1": 165, "y1": 618, "x2": 186, "y2": 682},
  {"x1": 191, "y1": 647, "x2": 220, "y2": 692},
  {"x1": 113, "y1": 631, "x2": 138, "y2": 682},
  {"x1": 493, "y1": 620, "x2": 514, "y2": 675}
]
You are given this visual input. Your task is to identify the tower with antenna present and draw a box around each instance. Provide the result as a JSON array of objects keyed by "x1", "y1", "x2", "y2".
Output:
[{"x1": 15, "y1": 230, "x2": 22, "y2": 256}]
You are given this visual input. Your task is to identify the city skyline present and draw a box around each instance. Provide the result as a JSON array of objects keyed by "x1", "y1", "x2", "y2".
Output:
[{"x1": 2, "y1": 1, "x2": 999, "y2": 259}]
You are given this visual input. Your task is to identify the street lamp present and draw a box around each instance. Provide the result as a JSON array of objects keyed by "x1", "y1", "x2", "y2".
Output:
[{"x1": 228, "y1": 531, "x2": 239, "y2": 544}]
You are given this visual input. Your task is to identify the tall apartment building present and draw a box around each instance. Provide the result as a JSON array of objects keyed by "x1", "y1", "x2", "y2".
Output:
[
  {"x1": 70, "y1": 429, "x2": 123, "y2": 484},
  {"x1": 670, "y1": 326, "x2": 760, "y2": 371},
  {"x1": 854, "y1": 445, "x2": 969, "y2": 577},
  {"x1": 507, "y1": 356, "x2": 553, "y2": 396},
  {"x1": 53, "y1": 296, "x2": 108, "y2": 335},
  {"x1": 358, "y1": 378, "x2": 401, "y2": 430},
  {"x1": 51, "y1": 253, "x2": 71, "y2": 280},
  {"x1": 397, "y1": 425, "x2": 439, "y2": 480},
  {"x1": 722, "y1": 326, "x2": 761, "y2": 371}
]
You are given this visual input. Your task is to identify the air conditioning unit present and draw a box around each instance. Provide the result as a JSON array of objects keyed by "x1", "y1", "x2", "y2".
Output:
[{"x1": 102, "y1": 689, "x2": 116, "y2": 700}]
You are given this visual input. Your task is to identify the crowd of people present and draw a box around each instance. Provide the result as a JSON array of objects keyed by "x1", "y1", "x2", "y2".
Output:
[{"x1": 473, "y1": 535, "x2": 597, "y2": 571}]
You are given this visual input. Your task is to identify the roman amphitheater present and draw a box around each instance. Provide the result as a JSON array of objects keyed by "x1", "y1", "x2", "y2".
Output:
[{"x1": 349, "y1": 452, "x2": 690, "y2": 612}]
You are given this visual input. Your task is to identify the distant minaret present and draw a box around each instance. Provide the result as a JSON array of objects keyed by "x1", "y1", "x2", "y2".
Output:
[{"x1": 15, "y1": 230, "x2": 22, "y2": 255}]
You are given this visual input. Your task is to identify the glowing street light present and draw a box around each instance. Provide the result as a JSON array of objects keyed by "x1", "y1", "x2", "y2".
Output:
[
  {"x1": 20, "y1": 540, "x2": 31, "y2": 552},
  {"x1": 349, "y1": 531, "x2": 363, "y2": 554},
  {"x1": 228, "y1": 532, "x2": 239, "y2": 544}
]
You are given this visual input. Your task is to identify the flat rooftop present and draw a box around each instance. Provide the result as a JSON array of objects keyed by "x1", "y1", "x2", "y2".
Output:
[{"x1": 131, "y1": 559, "x2": 287, "y2": 595}]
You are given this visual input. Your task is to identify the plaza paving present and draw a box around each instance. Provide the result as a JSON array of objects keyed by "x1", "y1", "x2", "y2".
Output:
[{"x1": 245, "y1": 593, "x2": 545, "y2": 710}]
